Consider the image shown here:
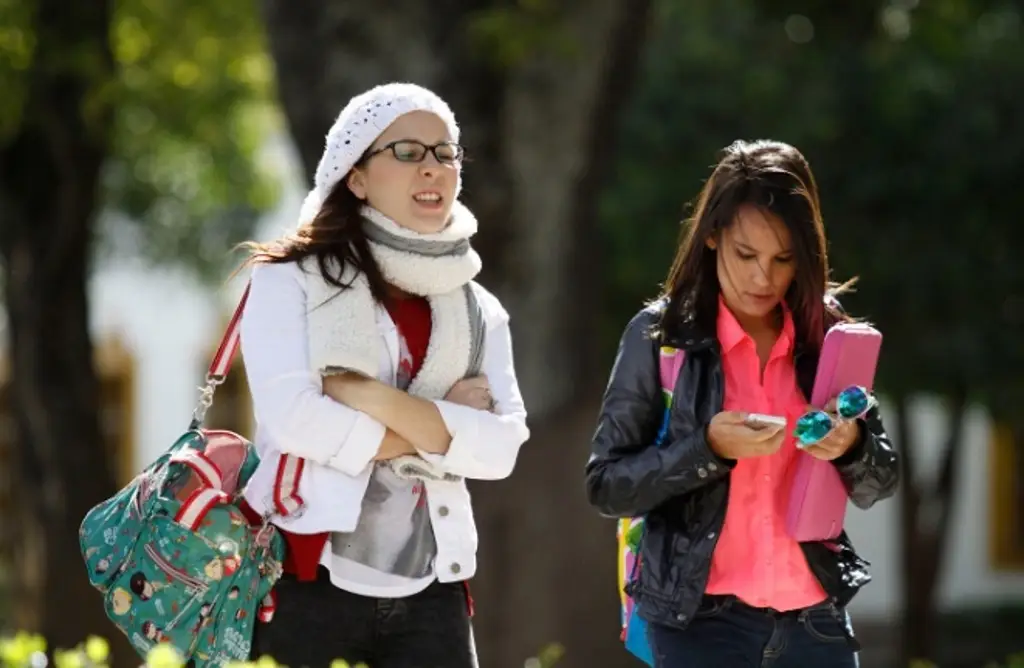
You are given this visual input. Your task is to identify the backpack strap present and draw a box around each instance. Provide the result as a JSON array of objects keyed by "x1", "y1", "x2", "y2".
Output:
[
  {"x1": 174, "y1": 487, "x2": 230, "y2": 530},
  {"x1": 658, "y1": 345, "x2": 685, "y2": 399},
  {"x1": 189, "y1": 283, "x2": 251, "y2": 430},
  {"x1": 169, "y1": 449, "x2": 224, "y2": 490}
]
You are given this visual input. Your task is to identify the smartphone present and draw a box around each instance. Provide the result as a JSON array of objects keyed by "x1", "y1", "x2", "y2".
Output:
[{"x1": 744, "y1": 413, "x2": 787, "y2": 431}]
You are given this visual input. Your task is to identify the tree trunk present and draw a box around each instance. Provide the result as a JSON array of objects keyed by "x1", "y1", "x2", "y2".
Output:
[
  {"x1": 0, "y1": 0, "x2": 129, "y2": 661},
  {"x1": 896, "y1": 387, "x2": 968, "y2": 666},
  {"x1": 261, "y1": 2, "x2": 652, "y2": 664}
]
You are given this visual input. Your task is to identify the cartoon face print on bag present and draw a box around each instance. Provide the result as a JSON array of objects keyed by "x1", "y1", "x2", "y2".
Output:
[
  {"x1": 204, "y1": 559, "x2": 224, "y2": 581},
  {"x1": 129, "y1": 571, "x2": 169, "y2": 601},
  {"x1": 141, "y1": 621, "x2": 167, "y2": 642},
  {"x1": 111, "y1": 588, "x2": 133, "y2": 615}
]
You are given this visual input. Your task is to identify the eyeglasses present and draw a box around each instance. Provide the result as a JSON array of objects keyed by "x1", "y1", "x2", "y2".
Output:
[
  {"x1": 362, "y1": 140, "x2": 464, "y2": 166},
  {"x1": 793, "y1": 385, "x2": 876, "y2": 446}
]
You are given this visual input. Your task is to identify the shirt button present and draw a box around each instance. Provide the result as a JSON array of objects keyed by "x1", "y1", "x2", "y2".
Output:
[
  {"x1": 706, "y1": 532, "x2": 716, "y2": 540},
  {"x1": 697, "y1": 467, "x2": 708, "y2": 478},
  {"x1": 675, "y1": 613, "x2": 687, "y2": 622},
  {"x1": 450, "y1": 563, "x2": 461, "y2": 574},
  {"x1": 438, "y1": 506, "x2": 450, "y2": 517},
  {"x1": 707, "y1": 462, "x2": 718, "y2": 472}
]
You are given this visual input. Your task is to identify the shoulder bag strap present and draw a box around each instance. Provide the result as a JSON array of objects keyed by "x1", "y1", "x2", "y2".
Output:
[{"x1": 189, "y1": 282, "x2": 251, "y2": 429}]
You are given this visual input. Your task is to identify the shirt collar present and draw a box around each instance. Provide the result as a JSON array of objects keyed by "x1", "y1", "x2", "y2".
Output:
[{"x1": 716, "y1": 295, "x2": 795, "y2": 357}]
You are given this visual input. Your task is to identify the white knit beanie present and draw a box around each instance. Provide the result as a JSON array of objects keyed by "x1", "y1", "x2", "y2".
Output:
[{"x1": 298, "y1": 82, "x2": 461, "y2": 225}]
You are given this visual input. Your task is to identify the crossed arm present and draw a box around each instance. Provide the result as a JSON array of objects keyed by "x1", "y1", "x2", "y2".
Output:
[{"x1": 241, "y1": 262, "x2": 530, "y2": 481}]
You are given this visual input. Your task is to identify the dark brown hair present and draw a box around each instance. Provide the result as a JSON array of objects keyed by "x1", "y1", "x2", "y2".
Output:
[
  {"x1": 239, "y1": 178, "x2": 391, "y2": 305},
  {"x1": 659, "y1": 139, "x2": 852, "y2": 357}
]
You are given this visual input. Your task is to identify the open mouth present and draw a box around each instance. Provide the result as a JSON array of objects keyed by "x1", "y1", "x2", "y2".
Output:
[{"x1": 413, "y1": 191, "x2": 443, "y2": 209}]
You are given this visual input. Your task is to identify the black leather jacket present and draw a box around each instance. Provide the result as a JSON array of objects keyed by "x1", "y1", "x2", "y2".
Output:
[{"x1": 585, "y1": 304, "x2": 899, "y2": 630}]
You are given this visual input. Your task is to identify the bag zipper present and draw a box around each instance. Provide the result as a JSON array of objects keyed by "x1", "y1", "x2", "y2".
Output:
[{"x1": 143, "y1": 543, "x2": 211, "y2": 593}]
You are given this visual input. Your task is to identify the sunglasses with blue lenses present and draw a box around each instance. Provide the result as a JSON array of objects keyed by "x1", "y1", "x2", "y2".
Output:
[{"x1": 793, "y1": 385, "x2": 876, "y2": 446}]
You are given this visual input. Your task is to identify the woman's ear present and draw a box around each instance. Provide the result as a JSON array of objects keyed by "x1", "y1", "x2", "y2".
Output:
[{"x1": 346, "y1": 169, "x2": 367, "y2": 200}]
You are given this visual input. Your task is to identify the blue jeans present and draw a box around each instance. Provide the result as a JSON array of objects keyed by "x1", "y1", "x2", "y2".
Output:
[{"x1": 647, "y1": 595, "x2": 859, "y2": 668}]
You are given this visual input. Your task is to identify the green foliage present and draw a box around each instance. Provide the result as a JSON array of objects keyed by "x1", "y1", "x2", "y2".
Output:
[
  {"x1": 102, "y1": 0, "x2": 281, "y2": 279},
  {"x1": 599, "y1": 0, "x2": 1024, "y2": 406},
  {"x1": 0, "y1": 0, "x2": 36, "y2": 141},
  {"x1": 911, "y1": 653, "x2": 1024, "y2": 668},
  {"x1": 466, "y1": 0, "x2": 579, "y2": 68},
  {"x1": 0, "y1": 0, "x2": 280, "y2": 280},
  {"x1": 0, "y1": 633, "x2": 564, "y2": 668}
]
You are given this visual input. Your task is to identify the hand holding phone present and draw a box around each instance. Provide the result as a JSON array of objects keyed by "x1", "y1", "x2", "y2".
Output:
[
  {"x1": 708, "y1": 411, "x2": 786, "y2": 460},
  {"x1": 744, "y1": 413, "x2": 787, "y2": 431}
]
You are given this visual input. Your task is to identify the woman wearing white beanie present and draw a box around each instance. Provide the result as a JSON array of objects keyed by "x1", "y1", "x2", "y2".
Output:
[{"x1": 237, "y1": 82, "x2": 530, "y2": 667}]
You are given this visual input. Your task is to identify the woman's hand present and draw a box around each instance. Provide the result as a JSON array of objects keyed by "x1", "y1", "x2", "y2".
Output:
[
  {"x1": 707, "y1": 411, "x2": 786, "y2": 460},
  {"x1": 445, "y1": 375, "x2": 495, "y2": 412},
  {"x1": 802, "y1": 399, "x2": 860, "y2": 461}
]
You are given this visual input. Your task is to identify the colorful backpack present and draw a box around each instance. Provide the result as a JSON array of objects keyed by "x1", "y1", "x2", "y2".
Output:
[
  {"x1": 617, "y1": 345, "x2": 685, "y2": 665},
  {"x1": 79, "y1": 286, "x2": 285, "y2": 667}
]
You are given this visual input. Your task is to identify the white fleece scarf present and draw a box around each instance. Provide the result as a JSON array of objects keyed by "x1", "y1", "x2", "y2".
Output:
[{"x1": 304, "y1": 200, "x2": 484, "y2": 402}]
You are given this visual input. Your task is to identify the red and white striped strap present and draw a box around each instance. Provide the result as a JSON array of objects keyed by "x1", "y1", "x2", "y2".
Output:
[
  {"x1": 174, "y1": 487, "x2": 229, "y2": 530},
  {"x1": 169, "y1": 449, "x2": 223, "y2": 490},
  {"x1": 207, "y1": 283, "x2": 251, "y2": 380},
  {"x1": 273, "y1": 454, "x2": 306, "y2": 516},
  {"x1": 206, "y1": 283, "x2": 309, "y2": 520},
  {"x1": 258, "y1": 591, "x2": 276, "y2": 623}
]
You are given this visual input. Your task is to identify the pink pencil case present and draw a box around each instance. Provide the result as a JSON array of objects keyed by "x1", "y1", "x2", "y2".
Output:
[{"x1": 785, "y1": 322, "x2": 883, "y2": 542}]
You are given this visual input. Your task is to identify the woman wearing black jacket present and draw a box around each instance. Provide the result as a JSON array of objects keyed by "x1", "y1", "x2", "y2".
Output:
[{"x1": 586, "y1": 140, "x2": 899, "y2": 667}]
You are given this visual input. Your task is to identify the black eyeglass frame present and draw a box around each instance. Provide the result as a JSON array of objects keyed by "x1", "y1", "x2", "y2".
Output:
[{"x1": 360, "y1": 140, "x2": 464, "y2": 166}]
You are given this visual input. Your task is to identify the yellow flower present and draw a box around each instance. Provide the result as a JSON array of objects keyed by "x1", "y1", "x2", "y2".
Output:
[
  {"x1": 84, "y1": 636, "x2": 110, "y2": 664},
  {"x1": 254, "y1": 656, "x2": 279, "y2": 668},
  {"x1": 328, "y1": 661, "x2": 349, "y2": 668},
  {"x1": 145, "y1": 644, "x2": 185, "y2": 668},
  {"x1": 53, "y1": 649, "x2": 85, "y2": 668},
  {"x1": 0, "y1": 632, "x2": 47, "y2": 667}
]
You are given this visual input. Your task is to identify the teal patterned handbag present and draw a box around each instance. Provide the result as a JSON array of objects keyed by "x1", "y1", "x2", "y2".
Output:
[{"x1": 79, "y1": 285, "x2": 285, "y2": 667}]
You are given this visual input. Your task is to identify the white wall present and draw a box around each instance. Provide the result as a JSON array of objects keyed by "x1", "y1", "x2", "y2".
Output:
[{"x1": 845, "y1": 397, "x2": 1024, "y2": 621}]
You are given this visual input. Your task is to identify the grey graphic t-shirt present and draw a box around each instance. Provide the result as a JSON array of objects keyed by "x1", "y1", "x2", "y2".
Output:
[{"x1": 328, "y1": 326, "x2": 437, "y2": 597}]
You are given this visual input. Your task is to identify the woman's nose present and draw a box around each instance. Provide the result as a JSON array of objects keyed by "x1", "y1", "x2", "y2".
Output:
[
  {"x1": 752, "y1": 261, "x2": 771, "y2": 287},
  {"x1": 419, "y1": 151, "x2": 444, "y2": 175}
]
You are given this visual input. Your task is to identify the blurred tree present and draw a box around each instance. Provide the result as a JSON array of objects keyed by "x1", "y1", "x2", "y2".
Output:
[
  {"x1": 259, "y1": 0, "x2": 652, "y2": 664},
  {"x1": 0, "y1": 0, "x2": 275, "y2": 659},
  {"x1": 601, "y1": 0, "x2": 1024, "y2": 664}
]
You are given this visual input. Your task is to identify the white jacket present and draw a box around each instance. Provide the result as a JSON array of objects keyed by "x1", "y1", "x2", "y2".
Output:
[{"x1": 240, "y1": 261, "x2": 530, "y2": 583}]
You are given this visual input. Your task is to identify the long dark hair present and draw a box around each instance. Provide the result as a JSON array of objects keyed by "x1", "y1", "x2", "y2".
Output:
[
  {"x1": 239, "y1": 177, "x2": 391, "y2": 305},
  {"x1": 659, "y1": 139, "x2": 851, "y2": 358}
]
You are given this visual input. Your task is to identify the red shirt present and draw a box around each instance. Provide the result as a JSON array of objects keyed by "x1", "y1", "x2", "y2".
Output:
[
  {"x1": 241, "y1": 295, "x2": 432, "y2": 580},
  {"x1": 703, "y1": 297, "x2": 827, "y2": 611}
]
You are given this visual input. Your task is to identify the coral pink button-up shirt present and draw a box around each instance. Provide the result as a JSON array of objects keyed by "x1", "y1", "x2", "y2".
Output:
[{"x1": 703, "y1": 298, "x2": 828, "y2": 611}]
